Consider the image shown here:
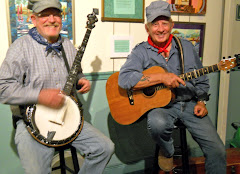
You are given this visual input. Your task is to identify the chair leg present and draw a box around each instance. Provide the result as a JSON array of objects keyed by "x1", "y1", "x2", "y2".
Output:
[
  {"x1": 70, "y1": 146, "x2": 80, "y2": 173},
  {"x1": 153, "y1": 144, "x2": 160, "y2": 174},
  {"x1": 59, "y1": 149, "x2": 67, "y2": 174},
  {"x1": 179, "y1": 127, "x2": 190, "y2": 174}
]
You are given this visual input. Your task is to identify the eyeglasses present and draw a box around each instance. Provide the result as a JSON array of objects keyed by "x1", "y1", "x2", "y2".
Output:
[{"x1": 36, "y1": 12, "x2": 62, "y2": 19}]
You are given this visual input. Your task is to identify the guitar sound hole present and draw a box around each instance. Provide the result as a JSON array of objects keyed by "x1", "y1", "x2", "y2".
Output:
[{"x1": 143, "y1": 86, "x2": 156, "y2": 96}]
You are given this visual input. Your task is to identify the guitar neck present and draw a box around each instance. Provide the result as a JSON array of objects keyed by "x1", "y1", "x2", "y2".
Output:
[
  {"x1": 179, "y1": 64, "x2": 219, "y2": 81},
  {"x1": 153, "y1": 64, "x2": 220, "y2": 92},
  {"x1": 63, "y1": 29, "x2": 92, "y2": 96}
]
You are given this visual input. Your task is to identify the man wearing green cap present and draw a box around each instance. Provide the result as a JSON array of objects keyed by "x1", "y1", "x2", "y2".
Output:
[
  {"x1": 118, "y1": 0, "x2": 226, "y2": 173},
  {"x1": 0, "y1": 0, "x2": 114, "y2": 173}
]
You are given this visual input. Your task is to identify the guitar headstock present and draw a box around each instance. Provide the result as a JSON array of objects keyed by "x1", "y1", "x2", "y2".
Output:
[
  {"x1": 86, "y1": 8, "x2": 99, "y2": 29},
  {"x1": 218, "y1": 54, "x2": 240, "y2": 71}
]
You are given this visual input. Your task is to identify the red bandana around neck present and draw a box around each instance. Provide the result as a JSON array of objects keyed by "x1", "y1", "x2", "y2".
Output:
[{"x1": 148, "y1": 34, "x2": 173, "y2": 54}]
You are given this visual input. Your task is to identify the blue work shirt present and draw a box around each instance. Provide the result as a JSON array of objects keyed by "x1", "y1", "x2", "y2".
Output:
[{"x1": 118, "y1": 38, "x2": 209, "y2": 102}]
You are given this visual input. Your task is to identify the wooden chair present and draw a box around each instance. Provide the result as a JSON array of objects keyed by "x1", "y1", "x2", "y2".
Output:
[{"x1": 52, "y1": 144, "x2": 80, "y2": 174}]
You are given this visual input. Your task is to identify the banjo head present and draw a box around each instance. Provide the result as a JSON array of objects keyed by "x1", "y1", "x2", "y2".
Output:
[{"x1": 26, "y1": 96, "x2": 83, "y2": 147}]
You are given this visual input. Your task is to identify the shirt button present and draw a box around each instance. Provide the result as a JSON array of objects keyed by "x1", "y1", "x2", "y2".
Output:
[{"x1": 53, "y1": 68, "x2": 56, "y2": 72}]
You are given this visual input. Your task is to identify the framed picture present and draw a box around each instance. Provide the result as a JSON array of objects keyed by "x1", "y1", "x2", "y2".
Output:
[
  {"x1": 101, "y1": 0, "x2": 144, "y2": 23},
  {"x1": 7, "y1": 0, "x2": 74, "y2": 44},
  {"x1": 111, "y1": 35, "x2": 133, "y2": 57},
  {"x1": 172, "y1": 22, "x2": 205, "y2": 61},
  {"x1": 166, "y1": 0, "x2": 207, "y2": 15}
]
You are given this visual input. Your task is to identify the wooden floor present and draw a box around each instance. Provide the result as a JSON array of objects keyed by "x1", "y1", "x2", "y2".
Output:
[{"x1": 158, "y1": 148, "x2": 240, "y2": 174}]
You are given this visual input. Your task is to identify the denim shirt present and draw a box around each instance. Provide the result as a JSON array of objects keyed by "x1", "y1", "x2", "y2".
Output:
[{"x1": 118, "y1": 38, "x2": 209, "y2": 102}]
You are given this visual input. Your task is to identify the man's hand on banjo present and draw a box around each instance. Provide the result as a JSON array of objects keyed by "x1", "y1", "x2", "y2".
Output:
[
  {"x1": 38, "y1": 89, "x2": 65, "y2": 109},
  {"x1": 77, "y1": 78, "x2": 91, "y2": 94}
]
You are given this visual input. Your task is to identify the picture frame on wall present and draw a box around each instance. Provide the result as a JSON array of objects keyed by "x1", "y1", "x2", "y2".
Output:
[
  {"x1": 7, "y1": 0, "x2": 74, "y2": 44},
  {"x1": 166, "y1": 0, "x2": 207, "y2": 15},
  {"x1": 111, "y1": 35, "x2": 133, "y2": 58},
  {"x1": 101, "y1": 0, "x2": 144, "y2": 23},
  {"x1": 172, "y1": 22, "x2": 205, "y2": 61}
]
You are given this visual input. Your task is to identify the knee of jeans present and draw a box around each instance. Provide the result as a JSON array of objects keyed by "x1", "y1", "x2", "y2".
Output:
[
  {"x1": 148, "y1": 115, "x2": 169, "y2": 135},
  {"x1": 104, "y1": 139, "x2": 115, "y2": 157},
  {"x1": 90, "y1": 138, "x2": 115, "y2": 159}
]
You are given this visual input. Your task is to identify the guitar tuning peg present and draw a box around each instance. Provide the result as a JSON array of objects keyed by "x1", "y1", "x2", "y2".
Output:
[
  {"x1": 93, "y1": 8, "x2": 99, "y2": 15},
  {"x1": 223, "y1": 56, "x2": 225, "y2": 59},
  {"x1": 227, "y1": 71, "x2": 230, "y2": 73},
  {"x1": 228, "y1": 56, "x2": 231, "y2": 58}
]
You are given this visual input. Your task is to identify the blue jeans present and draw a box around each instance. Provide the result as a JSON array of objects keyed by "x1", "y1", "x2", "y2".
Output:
[
  {"x1": 147, "y1": 101, "x2": 226, "y2": 174},
  {"x1": 15, "y1": 120, "x2": 114, "y2": 174}
]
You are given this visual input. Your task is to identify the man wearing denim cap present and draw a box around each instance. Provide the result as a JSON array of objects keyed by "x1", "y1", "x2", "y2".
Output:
[
  {"x1": 118, "y1": 0, "x2": 226, "y2": 173},
  {"x1": 0, "y1": 0, "x2": 114, "y2": 173}
]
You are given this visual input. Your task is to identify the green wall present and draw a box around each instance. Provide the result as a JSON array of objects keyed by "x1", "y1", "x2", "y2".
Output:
[
  {"x1": 0, "y1": 105, "x2": 24, "y2": 174},
  {"x1": 1, "y1": 71, "x2": 235, "y2": 174}
]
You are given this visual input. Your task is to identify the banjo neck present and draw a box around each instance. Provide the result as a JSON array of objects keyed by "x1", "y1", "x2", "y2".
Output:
[
  {"x1": 63, "y1": 29, "x2": 92, "y2": 96},
  {"x1": 63, "y1": 9, "x2": 99, "y2": 96}
]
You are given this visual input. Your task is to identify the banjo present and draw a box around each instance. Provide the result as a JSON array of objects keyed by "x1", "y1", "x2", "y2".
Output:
[{"x1": 24, "y1": 9, "x2": 99, "y2": 147}]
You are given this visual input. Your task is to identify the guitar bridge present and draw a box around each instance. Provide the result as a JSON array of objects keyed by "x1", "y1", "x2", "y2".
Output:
[{"x1": 127, "y1": 90, "x2": 134, "y2": 105}]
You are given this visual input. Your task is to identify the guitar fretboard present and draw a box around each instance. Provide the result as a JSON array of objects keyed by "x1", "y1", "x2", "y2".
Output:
[
  {"x1": 63, "y1": 29, "x2": 92, "y2": 96},
  {"x1": 179, "y1": 64, "x2": 219, "y2": 81},
  {"x1": 153, "y1": 64, "x2": 220, "y2": 92}
]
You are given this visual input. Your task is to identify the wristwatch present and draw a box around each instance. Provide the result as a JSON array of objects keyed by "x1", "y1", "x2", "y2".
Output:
[{"x1": 198, "y1": 100, "x2": 207, "y2": 105}]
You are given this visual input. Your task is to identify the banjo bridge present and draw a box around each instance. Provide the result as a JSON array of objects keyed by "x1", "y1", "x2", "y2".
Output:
[{"x1": 49, "y1": 120, "x2": 64, "y2": 126}]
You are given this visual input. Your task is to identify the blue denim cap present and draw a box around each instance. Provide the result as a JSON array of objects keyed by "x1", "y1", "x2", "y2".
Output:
[
  {"x1": 146, "y1": 0, "x2": 171, "y2": 22},
  {"x1": 28, "y1": 0, "x2": 62, "y2": 13}
]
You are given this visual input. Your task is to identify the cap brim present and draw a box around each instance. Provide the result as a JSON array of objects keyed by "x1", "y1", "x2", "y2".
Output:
[
  {"x1": 34, "y1": 3, "x2": 62, "y2": 13},
  {"x1": 147, "y1": 12, "x2": 171, "y2": 22}
]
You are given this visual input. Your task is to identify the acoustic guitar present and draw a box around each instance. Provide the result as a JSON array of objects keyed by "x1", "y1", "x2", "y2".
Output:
[
  {"x1": 106, "y1": 56, "x2": 239, "y2": 125},
  {"x1": 24, "y1": 9, "x2": 99, "y2": 147}
]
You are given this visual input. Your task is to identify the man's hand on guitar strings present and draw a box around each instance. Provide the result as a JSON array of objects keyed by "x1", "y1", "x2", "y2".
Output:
[
  {"x1": 194, "y1": 102, "x2": 208, "y2": 117},
  {"x1": 38, "y1": 89, "x2": 65, "y2": 109},
  {"x1": 77, "y1": 78, "x2": 91, "y2": 94},
  {"x1": 159, "y1": 73, "x2": 186, "y2": 88},
  {"x1": 133, "y1": 72, "x2": 186, "y2": 90}
]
